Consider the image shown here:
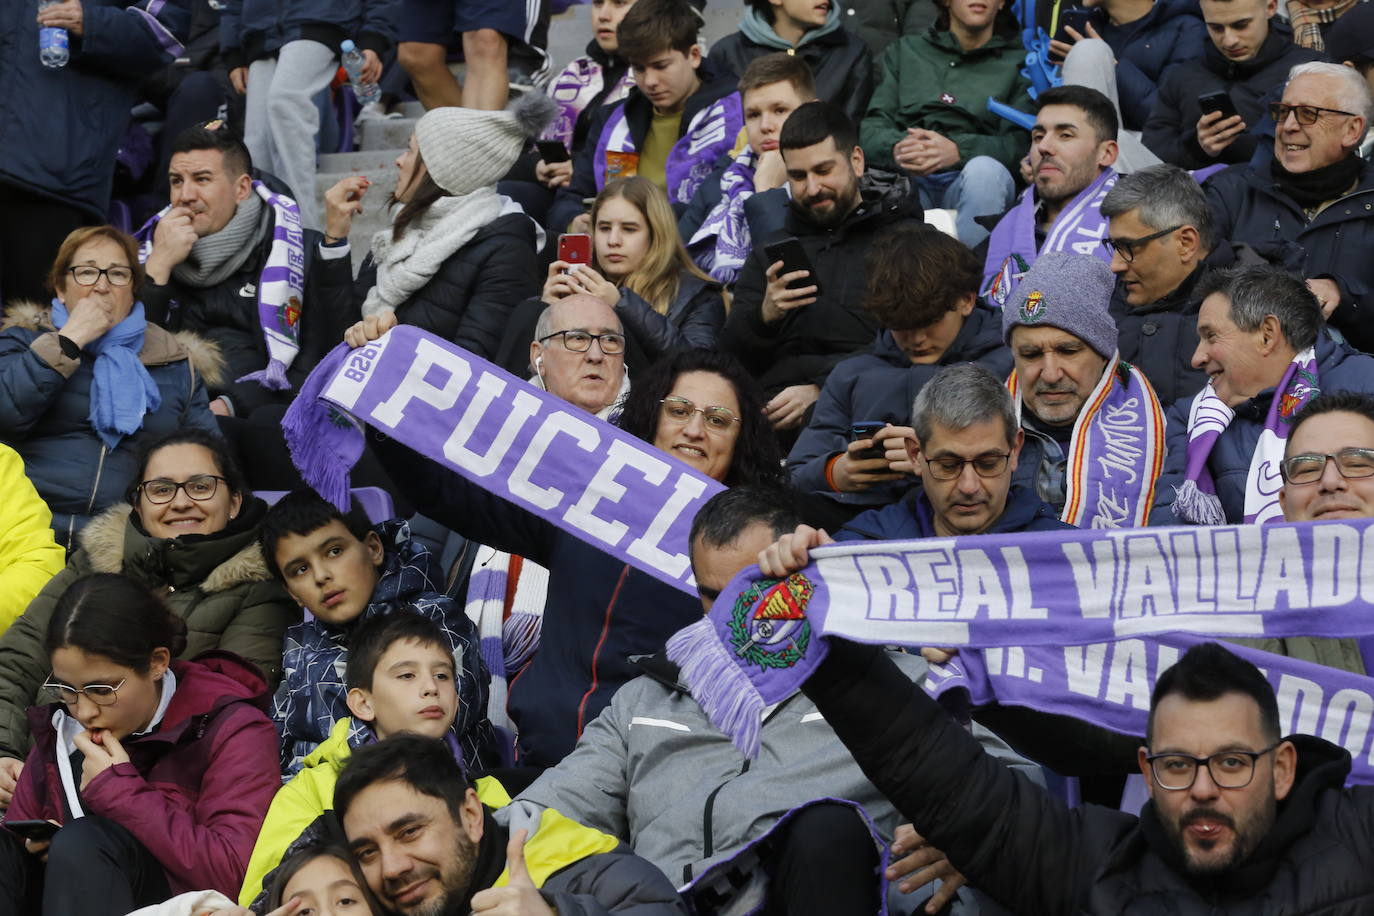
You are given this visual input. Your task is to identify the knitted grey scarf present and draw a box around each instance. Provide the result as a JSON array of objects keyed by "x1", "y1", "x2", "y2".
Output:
[{"x1": 172, "y1": 193, "x2": 269, "y2": 289}]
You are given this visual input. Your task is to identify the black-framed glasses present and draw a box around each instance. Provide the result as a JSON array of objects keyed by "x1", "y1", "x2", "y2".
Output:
[
  {"x1": 659, "y1": 396, "x2": 741, "y2": 431},
  {"x1": 1100, "y1": 225, "x2": 1184, "y2": 263},
  {"x1": 1145, "y1": 742, "x2": 1281, "y2": 791},
  {"x1": 1269, "y1": 103, "x2": 1358, "y2": 126},
  {"x1": 68, "y1": 266, "x2": 134, "y2": 287},
  {"x1": 1280, "y1": 448, "x2": 1374, "y2": 485},
  {"x1": 538, "y1": 330, "x2": 627, "y2": 355},
  {"x1": 138, "y1": 474, "x2": 227, "y2": 504},
  {"x1": 41, "y1": 676, "x2": 127, "y2": 707},
  {"x1": 922, "y1": 453, "x2": 1011, "y2": 481}
]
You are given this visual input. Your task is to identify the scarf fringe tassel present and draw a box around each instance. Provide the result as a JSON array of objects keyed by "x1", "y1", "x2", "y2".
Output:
[
  {"x1": 237, "y1": 357, "x2": 291, "y2": 391},
  {"x1": 667, "y1": 618, "x2": 765, "y2": 758},
  {"x1": 1173, "y1": 480, "x2": 1226, "y2": 526}
]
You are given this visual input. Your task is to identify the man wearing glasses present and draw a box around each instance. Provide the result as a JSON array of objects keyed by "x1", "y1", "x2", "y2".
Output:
[
  {"x1": 1101, "y1": 164, "x2": 1298, "y2": 408},
  {"x1": 791, "y1": 632, "x2": 1374, "y2": 912},
  {"x1": 1204, "y1": 62, "x2": 1374, "y2": 352},
  {"x1": 528, "y1": 296, "x2": 630, "y2": 416}
]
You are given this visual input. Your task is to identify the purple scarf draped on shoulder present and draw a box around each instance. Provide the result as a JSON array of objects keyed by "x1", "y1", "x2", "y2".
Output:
[{"x1": 594, "y1": 93, "x2": 745, "y2": 205}]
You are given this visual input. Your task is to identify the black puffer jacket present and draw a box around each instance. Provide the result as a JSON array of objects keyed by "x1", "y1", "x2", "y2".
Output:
[
  {"x1": 804, "y1": 639, "x2": 1374, "y2": 915},
  {"x1": 1205, "y1": 160, "x2": 1374, "y2": 353},
  {"x1": 1109, "y1": 240, "x2": 1302, "y2": 408},
  {"x1": 615, "y1": 271, "x2": 726, "y2": 363},
  {"x1": 143, "y1": 181, "x2": 333, "y2": 416},
  {"x1": 1143, "y1": 23, "x2": 1321, "y2": 169},
  {"x1": 721, "y1": 177, "x2": 924, "y2": 397},
  {"x1": 314, "y1": 212, "x2": 541, "y2": 360}
]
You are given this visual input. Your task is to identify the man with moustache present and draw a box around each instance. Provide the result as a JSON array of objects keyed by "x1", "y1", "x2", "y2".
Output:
[
  {"x1": 981, "y1": 85, "x2": 1121, "y2": 309},
  {"x1": 722, "y1": 101, "x2": 924, "y2": 434}
]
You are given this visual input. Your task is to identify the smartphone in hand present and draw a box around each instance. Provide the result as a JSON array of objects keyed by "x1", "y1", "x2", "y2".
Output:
[
  {"x1": 764, "y1": 238, "x2": 822, "y2": 297},
  {"x1": 850, "y1": 421, "x2": 888, "y2": 461}
]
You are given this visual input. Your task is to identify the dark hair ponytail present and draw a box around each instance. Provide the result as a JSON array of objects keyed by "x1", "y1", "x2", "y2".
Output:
[{"x1": 47, "y1": 573, "x2": 189, "y2": 672}]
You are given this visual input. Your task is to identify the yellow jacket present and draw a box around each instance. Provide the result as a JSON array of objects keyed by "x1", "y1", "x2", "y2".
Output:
[
  {"x1": 0, "y1": 445, "x2": 64, "y2": 635},
  {"x1": 239, "y1": 718, "x2": 619, "y2": 905}
]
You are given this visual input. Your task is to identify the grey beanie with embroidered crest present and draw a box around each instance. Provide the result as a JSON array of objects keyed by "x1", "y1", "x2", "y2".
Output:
[
  {"x1": 415, "y1": 91, "x2": 557, "y2": 196},
  {"x1": 1001, "y1": 252, "x2": 1119, "y2": 359}
]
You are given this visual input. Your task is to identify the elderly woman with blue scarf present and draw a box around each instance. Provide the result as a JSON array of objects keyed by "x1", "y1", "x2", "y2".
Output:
[{"x1": 0, "y1": 226, "x2": 220, "y2": 551}]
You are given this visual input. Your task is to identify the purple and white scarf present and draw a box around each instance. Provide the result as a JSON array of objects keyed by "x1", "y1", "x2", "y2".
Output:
[
  {"x1": 982, "y1": 169, "x2": 1117, "y2": 307},
  {"x1": 594, "y1": 93, "x2": 745, "y2": 205},
  {"x1": 1009, "y1": 354, "x2": 1166, "y2": 528},
  {"x1": 137, "y1": 181, "x2": 305, "y2": 390},
  {"x1": 542, "y1": 56, "x2": 634, "y2": 149},
  {"x1": 665, "y1": 517, "x2": 1374, "y2": 761},
  {"x1": 1173, "y1": 347, "x2": 1319, "y2": 525},
  {"x1": 687, "y1": 147, "x2": 757, "y2": 284}
]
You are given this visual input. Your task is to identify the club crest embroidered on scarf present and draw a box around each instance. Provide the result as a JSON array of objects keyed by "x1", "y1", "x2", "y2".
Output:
[{"x1": 728, "y1": 574, "x2": 814, "y2": 670}]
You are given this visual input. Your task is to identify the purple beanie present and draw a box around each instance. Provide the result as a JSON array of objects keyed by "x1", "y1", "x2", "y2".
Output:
[{"x1": 1001, "y1": 252, "x2": 1119, "y2": 359}]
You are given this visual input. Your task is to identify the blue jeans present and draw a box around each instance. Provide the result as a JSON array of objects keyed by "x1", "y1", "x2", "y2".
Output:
[{"x1": 913, "y1": 155, "x2": 1016, "y2": 247}]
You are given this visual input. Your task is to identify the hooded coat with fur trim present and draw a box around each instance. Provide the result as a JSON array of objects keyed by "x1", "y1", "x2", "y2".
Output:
[
  {"x1": 0, "y1": 302, "x2": 222, "y2": 550},
  {"x1": 7, "y1": 653, "x2": 280, "y2": 899},
  {"x1": 0, "y1": 498, "x2": 295, "y2": 762}
]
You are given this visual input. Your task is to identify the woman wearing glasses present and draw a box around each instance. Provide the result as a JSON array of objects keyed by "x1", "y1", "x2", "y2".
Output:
[
  {"x1": 0, "y1": 226, "x2": 219, "y2": 551},
  {"x1": 0, "y1": 573, "x2": 279, "y2": 915},
  {"x1": 363, "y1": 342, "x2": 782, "y2": 767},
  {"x1": 541, "y1": 177, "x2": 727, "y2": 363},
  {"x1": 0, "y1": 429, "x2": 294, "y2": 811}
]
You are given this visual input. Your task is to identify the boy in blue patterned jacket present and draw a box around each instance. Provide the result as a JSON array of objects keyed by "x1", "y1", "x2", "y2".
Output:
[{"x1": 260, "y1": 488, "x2": 498, "y2": 774}]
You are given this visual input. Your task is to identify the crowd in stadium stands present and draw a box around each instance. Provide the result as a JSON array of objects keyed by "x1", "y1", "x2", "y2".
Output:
[{"x1": 2, "y1": 0, "x2": 1374, "y2": 911}]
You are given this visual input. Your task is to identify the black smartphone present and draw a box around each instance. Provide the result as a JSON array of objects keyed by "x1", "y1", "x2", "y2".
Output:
[
  {"x1": 536, "y1": 139, "x2": 571, "y2": 164},
  {"x1": 1197, "y1": 90, "x2": 1240, "y2": 121},
  {"x1": 5, "y1": 820, "x2": 59, "y2": 842},
  {"x1": 850, "y1": 421, "x2": 887, "y2": 460},
  {"x1": 763, "y1": 238, "x2": 822, "y2": 297},
  {"x1": 1055, "y1": 7, "x2": 1094, "y2": 37}
]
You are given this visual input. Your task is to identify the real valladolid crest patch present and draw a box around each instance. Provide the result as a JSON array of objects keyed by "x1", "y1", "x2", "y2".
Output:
[
  {"x1": 1019, "y1": 289, "x2": 1047, "y2": 324},
  {"x1": 729, "y1": 574, "x2": 815, "y2": 671}
]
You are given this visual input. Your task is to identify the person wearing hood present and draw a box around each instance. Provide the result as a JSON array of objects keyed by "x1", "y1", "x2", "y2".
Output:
[
  {"x1": 547, "y1": 0, "x2": 745, "y2": 237},
  {"x1": 708, "y1": 0, "x2": 874, "y2": 122},
  {"x1": 313, "y1": 93, "x2": 554, "y2": 362},
  {"x1": 1142, "y1": 0, "x2": 1321, "y2": 169},
  {"x1": 788, "y1": 225, "x2": 1011, "y2": 528},
  {"x1": 0, "y1": 446, "x2": 65, "y2": 637},
  {"x1": 0, "y1": 573, "x2": 281, "y2": 914},
  {"x1": 722, "y1": 101, "x2": 926, "y2": 435},
  {"x1": 0, "y1": 430, "x2": 295, "y2": 809},
  {"x1": 859, "y1": 0, "x2": 1031, "y2": 246}
]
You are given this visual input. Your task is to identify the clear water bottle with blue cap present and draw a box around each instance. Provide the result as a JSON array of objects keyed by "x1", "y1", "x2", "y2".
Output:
[
  {"x1": 340, "y1": 40, "x2": 380, "y2": 105},
  {"x1": 38, "y1": 0, "x2": 69, "y2": 69}
]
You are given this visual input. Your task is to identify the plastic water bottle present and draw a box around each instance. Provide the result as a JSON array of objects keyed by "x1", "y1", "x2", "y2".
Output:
[
  {"x1": 340, "y1": 40, "x2": 380, "y2": 105},
  {"x1": 38, "y1": 0, "x2": 69, "y2": 69}
]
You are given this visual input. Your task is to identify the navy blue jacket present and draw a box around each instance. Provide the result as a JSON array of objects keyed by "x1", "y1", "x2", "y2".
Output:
[
  {"x1": 1204, "y1": 160, "x2": 1374, "y2": 354},
  {"x1": 0, "y1": 0, "x2": 187, "y2": 219},
  {"x1": 1084, "y1": 0, "x2": 1205, "y2": 130},
  {"x1": 837, "y1": 484, "x2": 1074, "y2": 541},
  {"x1": 1153, "y1": 332, "x2": 1374, "y2": 525},
  {"x1": 219, "y1": 0, "x2": 399, "y2": 68},
  {"x1": 371, "y1": 437, "x2": 703, "y2": 769},
  {"x1": 787, "y1": 303, "x2": 1012, "y2": 508}
]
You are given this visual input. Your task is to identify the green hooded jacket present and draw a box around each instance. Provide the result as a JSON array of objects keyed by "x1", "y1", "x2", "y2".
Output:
[{"x1": 861, "y1": 26, "x2": 1033, "y2": 174}]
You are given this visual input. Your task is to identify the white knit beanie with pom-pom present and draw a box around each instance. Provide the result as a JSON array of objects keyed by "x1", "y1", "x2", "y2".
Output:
[{"x1": 415, "y1": 92, "x2": 558, "y2": 196}]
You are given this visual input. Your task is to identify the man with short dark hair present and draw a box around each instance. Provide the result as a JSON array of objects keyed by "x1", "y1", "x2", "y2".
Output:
[
  {"x1": 137, "y1": 125, "x2": 329, "y2": 419},
  {"x1": 335, "y1": 735, "x2": 689, "y2": 915},
  {"x1": 1204, "y1": 62, "x2": 1374, "y2": 351},
  {"x1": 790, "y1": 635, "x2": 1374, "y2": 912},
  {"x1": 1157, "y1": 264, "x2": 1374, "y2": 526},
  {"x1": 722, "y1": 100, "x2": 924, "y2": 434},
  {"x1": 511, "y1": 484, "x2": 1033, "y2": 916},
  {"x1": 1143, "y1": 0, "x2": 1321, "y2": 168},
  {"x1": 982, "y1": 85, "x2": 1121, "y2": 308}
]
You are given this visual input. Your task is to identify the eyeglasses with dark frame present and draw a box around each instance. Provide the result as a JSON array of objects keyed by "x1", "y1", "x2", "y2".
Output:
[
  {"x1": 138, "y1": 474, "x2": 227, "y2": 504},
  {"x1": 41, "y1": 676, "x2": 128, "y2": 707},
  {"x1": 68, "y1": 266, "x2": 134, "y2": 287},
  {"x1": 537, "y1": 330, "x2": 627, "y2": 355},
  {"x1": 1279, "y1": 448, "x2": 1374, "y2": 485},
  {"x1": 1145, "y1": 742, "x2": 1281, "y2": 791},
  {"x1": 921, "y1": 453, "x2": 1012, "y2": 481},
  {"x1": 1100, "y1": 225, "x2": 1184, "y2": 263},
  {"x1": 1268, "y1": 103, "x2": 1359, "y2": 126},
  {"x1": 658, "y1": 396, "x2": 741, "y2": 432}
]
